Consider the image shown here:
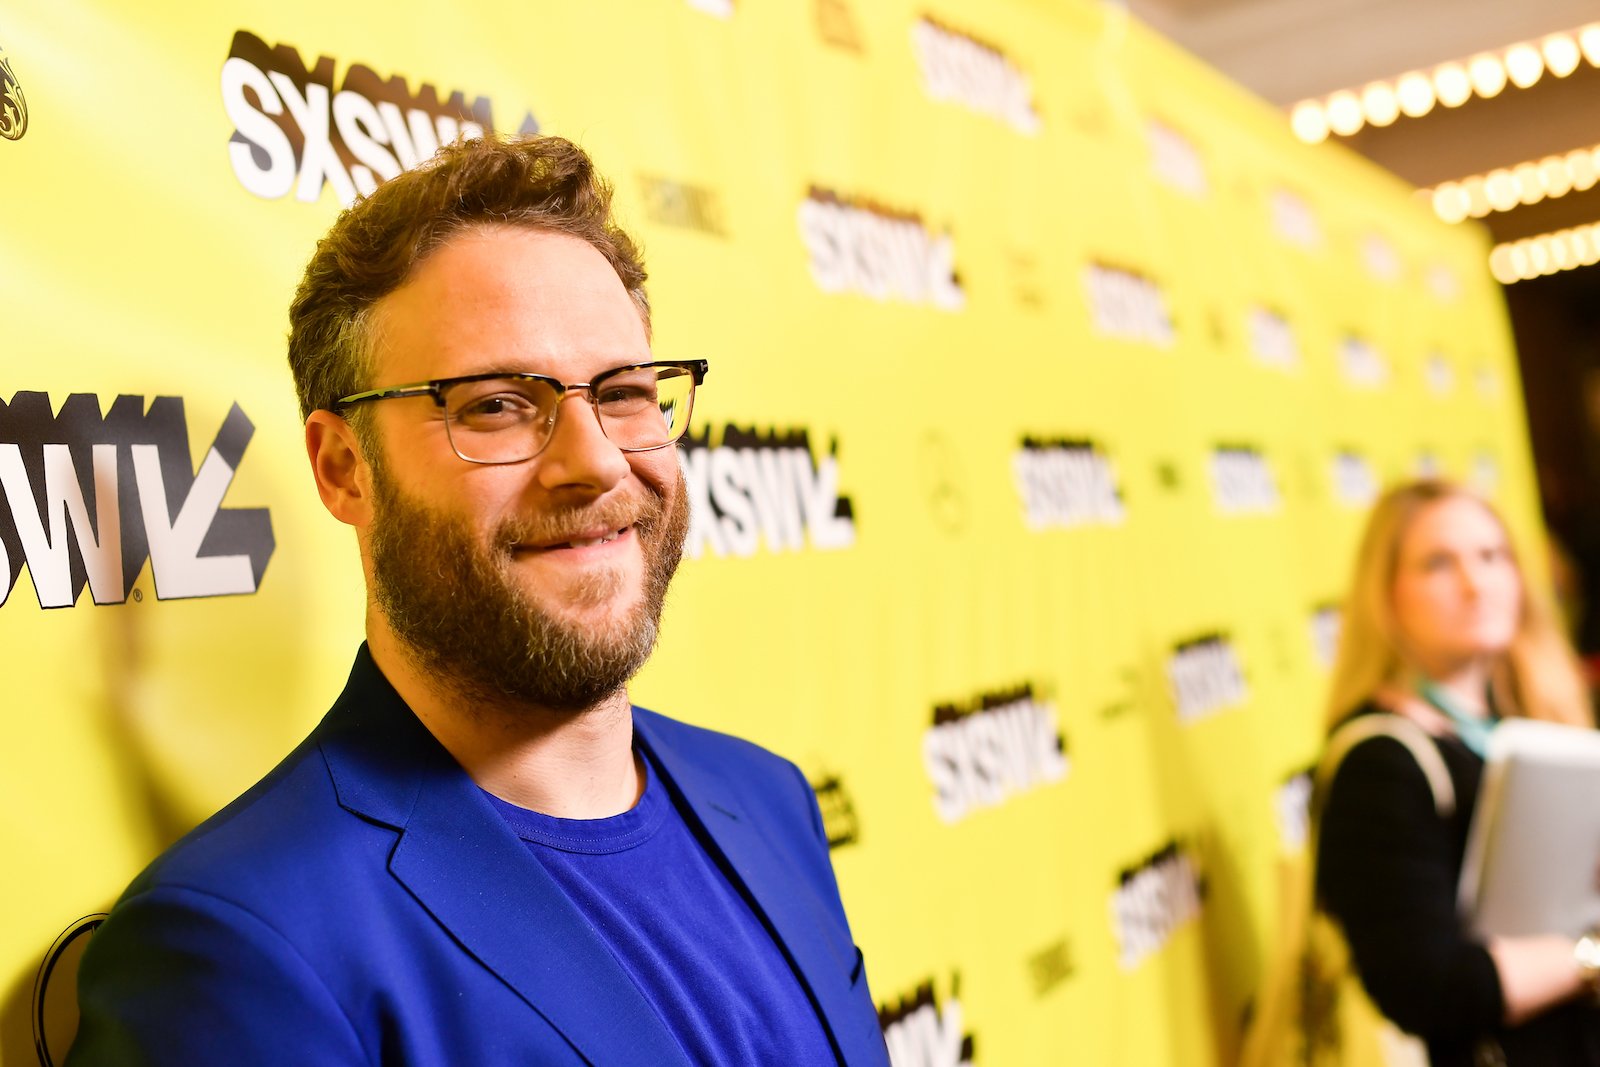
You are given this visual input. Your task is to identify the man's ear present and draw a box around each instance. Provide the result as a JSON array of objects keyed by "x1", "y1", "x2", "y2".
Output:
[{"x1": 305, "y1": 410, "x2": 374, "y2": 528}]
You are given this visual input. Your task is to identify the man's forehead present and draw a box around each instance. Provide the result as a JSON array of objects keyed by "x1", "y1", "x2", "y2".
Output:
[
  {"x1": 365, "y1": 228, "x2": 647, "y2": 380},
  {"x1": 405, "y1": 227, "x2": 627, "y2": 299}
]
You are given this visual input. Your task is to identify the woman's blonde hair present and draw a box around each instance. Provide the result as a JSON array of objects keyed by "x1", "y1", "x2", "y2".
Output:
[{"x1": 1325, "y1": 479, "x2": 1592, "y2": 731}]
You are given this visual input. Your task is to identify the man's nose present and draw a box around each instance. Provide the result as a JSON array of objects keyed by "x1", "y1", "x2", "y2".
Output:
[{"x1": 533, "y1": 393, "x2": 630, "y2": 493}]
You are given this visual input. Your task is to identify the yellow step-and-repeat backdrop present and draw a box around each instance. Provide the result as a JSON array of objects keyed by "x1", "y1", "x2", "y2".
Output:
[{"x1": 0, "y1": 2, "x2": 1538, "y2": 1064}]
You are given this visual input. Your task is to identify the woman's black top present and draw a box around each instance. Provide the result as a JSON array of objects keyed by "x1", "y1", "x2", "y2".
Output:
[{"x1": 1316, "y1": 706, "x2": 1600, "y2": 1066}]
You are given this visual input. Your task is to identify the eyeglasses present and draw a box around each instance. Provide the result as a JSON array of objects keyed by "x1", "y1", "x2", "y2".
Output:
[{"x1": 332, "y1": 359, "x2": 708, "y2": 465}]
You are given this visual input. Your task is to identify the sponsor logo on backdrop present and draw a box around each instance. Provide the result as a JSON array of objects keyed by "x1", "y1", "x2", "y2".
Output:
[
  {"x1": 1427, "y1": 264, "x2": 1461, "y2": 302},
  {"x1": 1276, "y1": 769, "x2": 1313, "y2": 853},
  {"x1": 879, "y1": 975, "x2": 976, "y2": 1067},
  {"x1": 1339, "y1": 335, "x2": 1389, "y2": 388},
  {"x1": 1475, "y1": 366, "x2": 1501, "y2": 399},
  {"x1": 1248, "y1": 306, "x2": 1299, "y2": 371},
  {"x1": 1472, "y1": 451, "x2": 1499, "y2": 494},
  {"x1": 639, "y1": 174, "x2": 728, "y2": 237},
  {"x1": 1269, "y1": 188, "x2": 1321, "y2": 248},
  {"x1": 921, "y1": 431, "x2": 970, "y2": 535},
  {"x1": 1027, "y1": 937, "x2": 1075, "y2": 997},
  {"x1": 1167, "y1": 633, "x2": 1248, "y2": 723},
  {"x1": 1083, "y1": 264, "x2": 1174, "y2": 347},
  {"x1": 815, "y1": 0, "x2": 865, "y2": 51},
  {"x1": 1309, "y1": 603, "x2": 1341, "y2": 670},
  {"x1": 1005, "y1": 249, "x2": 1046, "y2": 311},
  {"x1": 811, "y1": 772, "x2": 861, "y2": 849},
  {"x1": 0, "y1": 41, "x2": 27, "y2": 141},
  {"x1": 679, "y1": 424, "x2": 855, "y2": 559},
  {"x1": 0, "y1": 393, "x2": 274, "y2": 608},
  {"x1": 1210, "y1": 446, "x2": 1281, "y2": 516},
  {"x1": 1361, "y1": 233, "x2": 1401, "y2": 282},
  {"x1": 923, "y1": 683, "x2": 1069, "y2": 824},
  {"x1": 1331, "y1": 449, "x2": 1378, "y2": 508},
  {"x1": 798, "y1": 187, "x2": 964, "y2": 309},
  {"x1": 910, "y1": 17, "x2": 1038, "y2": 134},
  {"x1": 1148, "y1": 121, "x2": 1208, "y2": 196},
  {"x1": 1112, "y1": 840, "x2": 1205, "y2": 970},
  {"x1": 1014, "y1": 437, "x2": 1124, "y2": 530},
  {"x1": 1415, "y1": 450, "x2": 1442, "y2": 479},
  {"x1": 1425, "y1": 351, "x2": 1456, "y2": 395},
  {"x1": 221, "y1": 29, "x2": 503, "y2": 206},
  {"x1": 687, "y1": 0, "x2": 736, "y2": 17}
]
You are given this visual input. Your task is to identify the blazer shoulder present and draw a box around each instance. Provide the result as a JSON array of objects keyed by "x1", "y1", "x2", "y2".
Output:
[{"x1": 120, "y1": 728, "x2": 385, "y2": 910}]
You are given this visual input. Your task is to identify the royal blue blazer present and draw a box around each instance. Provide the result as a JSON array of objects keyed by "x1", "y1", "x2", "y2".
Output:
[{"x1": 68, "y1": 646, "x2": 890, "y2": 1066}]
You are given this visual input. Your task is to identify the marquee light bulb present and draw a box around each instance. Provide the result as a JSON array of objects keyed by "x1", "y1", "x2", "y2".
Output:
[
  {"x1": 1325, "y1": 91, "x2": 1364, "y2": 136},
  {"x1": 1573, "y1": 230, "x2": 1594, "y2": 264},
  {"x1": 1572, "y1": 149, "x2": 1599, "y2": 191},
  {"x1": 1484, "y1": 169, "x2": 1519, "y2": 212},
  {"x1": 1578, "y1": 24, "x2": 1600, "y2": 67},
  {"x1": 1582, "y1": 227, "x2": 1600, "y2": 266},
  {"x1": 1550, "y1": 234, "x2": 1573, "y2": 269},
  {"x1": 1504, "y1": 44, "x2": 1544, "y2": 88},
  {"x1": 1289, "y1": 101, "x2": 1329, "y2": 143},
  {"x1": 1541, "y1": 157, "x2": 1573, "y2": 198},
  {"x1": 1509, "y1": 243, "x2": 1531, "y2": 280},
  {"x1": 1543, "y1": 34, "x2": 1581, "y2": 77},
  {"x1": 1361, "y1": 83, "x2": 1400, "y2": 126},
  {"x1": 1489, "y1": 246, "x2": 1518, "y2": 285},
  {"x1": 1529, "y1": 240, "x2": 1551, "y2": 275},
  {"x1": 1433, "y1": 63, "x2": 1472, "y2": 107},
  {"x1": 1468, "y1": 55, "x2": 1507, "y2": 98},
  {"x1": 1396, "y1": 72, "x2": 1436, "y2": 117},
  {"x1": 1432, "y1": 184, "x2": 1469, "y2": 224},
  {"x1": 1513, "y1": 162, "x2": 1545, "y2": 204},
  {"x1": 1463, "y1": 177, "x2": 1490, "y2": 218}
]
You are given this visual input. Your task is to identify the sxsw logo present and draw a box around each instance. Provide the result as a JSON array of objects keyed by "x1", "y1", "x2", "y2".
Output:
[
  {"x1": 0, "y1": 393, "x2": 273, "y2": 608},
  {"x1": 221, "y1": 29, "x2": 516, "y2": 207},
  {"x1": 923, "y1": 683, "x2": 1069, "y2": 824},
  {"x1": 679, "y1": 424, "x2": 856, "y2": 559},
  {"x1": 879, "y1": 975, "x2": 975, "y2": 1067},
  {"x1": 1111, "y1": 841, "x2": 1205, "y2": 970}
]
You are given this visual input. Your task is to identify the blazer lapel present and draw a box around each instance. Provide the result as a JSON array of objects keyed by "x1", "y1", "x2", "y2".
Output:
[
  {"x1": 319, "y1": 650, "x2": 693, "y2": 1067},
  {"x1": 636, "y1": 714, "x2": 868, "y2": 1056}
]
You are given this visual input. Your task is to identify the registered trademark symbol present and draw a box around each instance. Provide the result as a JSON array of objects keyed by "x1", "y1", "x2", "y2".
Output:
[{"x1": 132, "y1": 589, "x2": 143, "y2": 602}]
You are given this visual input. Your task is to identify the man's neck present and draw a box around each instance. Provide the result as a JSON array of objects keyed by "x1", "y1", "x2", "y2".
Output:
[{"x1": 366, "y1": 624, "x2": 644, "y2": 820}]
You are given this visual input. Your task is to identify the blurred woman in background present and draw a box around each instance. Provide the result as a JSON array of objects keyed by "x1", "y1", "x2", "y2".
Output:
[{"x1": 1318, "y1": 479, "x2": 1600, "y2": 1065}]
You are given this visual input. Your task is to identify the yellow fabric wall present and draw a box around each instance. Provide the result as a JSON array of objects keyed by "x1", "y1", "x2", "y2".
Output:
[{"x1": 0, "y1": 2, "x2": 1536, "y2": 1063}]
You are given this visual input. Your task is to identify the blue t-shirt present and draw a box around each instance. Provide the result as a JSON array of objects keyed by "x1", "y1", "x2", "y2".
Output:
[{"x1": 483, "y1": 752, "x2": 840, "y2": 1066}]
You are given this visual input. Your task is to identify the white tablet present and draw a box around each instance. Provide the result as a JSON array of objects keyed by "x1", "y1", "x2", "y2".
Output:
[{"x1": 1458, "y1": 717, "x2": 1600, "y2": 938}]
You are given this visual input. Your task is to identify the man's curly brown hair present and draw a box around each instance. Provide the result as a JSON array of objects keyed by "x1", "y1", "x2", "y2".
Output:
[{"x1": 287, "y1": 134, "x2": 649, "y2": 424}]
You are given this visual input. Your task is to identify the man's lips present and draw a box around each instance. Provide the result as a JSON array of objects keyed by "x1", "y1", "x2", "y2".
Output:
[{"x1": 513, "y1": 525, "x2": 634, "y2": 553}]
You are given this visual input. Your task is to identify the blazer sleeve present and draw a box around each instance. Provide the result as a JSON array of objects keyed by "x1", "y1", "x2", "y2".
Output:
[
  {"x1": 66, "y1": 885, "x2": 370, "y2": 1067},
  {"x1": 1315, "y1": 734, "x2": 1503, "y2": 1041}
]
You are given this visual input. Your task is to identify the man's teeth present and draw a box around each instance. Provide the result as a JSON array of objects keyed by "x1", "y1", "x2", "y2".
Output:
[{"x1": 562, "y1": 530, "x2": 621, "y2": 549}]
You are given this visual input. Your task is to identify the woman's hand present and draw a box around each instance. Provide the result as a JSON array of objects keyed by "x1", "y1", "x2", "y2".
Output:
[{"x1": 1488, "y1": 935, "x2": 1590, "y2": 1025}]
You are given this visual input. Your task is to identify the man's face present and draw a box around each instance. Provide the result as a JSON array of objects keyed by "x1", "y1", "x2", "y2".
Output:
[{"x1": 360, "y1": 226, "x2": 688, "y2": 711}]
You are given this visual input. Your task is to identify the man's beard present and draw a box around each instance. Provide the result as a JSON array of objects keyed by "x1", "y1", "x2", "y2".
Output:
[{"x1": 368, "y1": 463, "x2": 689, "y2": 713}]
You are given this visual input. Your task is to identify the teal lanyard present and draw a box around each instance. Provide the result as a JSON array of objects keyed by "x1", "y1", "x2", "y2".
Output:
[{"x1": 1416, "y1": 680, "x2": 1498, "y2": 760}]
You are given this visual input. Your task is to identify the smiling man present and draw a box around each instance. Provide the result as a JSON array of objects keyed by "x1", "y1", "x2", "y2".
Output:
[{"x1": 68, "y1": 136, "x2": 889, "y2": 1067}]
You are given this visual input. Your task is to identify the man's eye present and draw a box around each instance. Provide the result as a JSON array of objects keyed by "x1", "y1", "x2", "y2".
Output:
[
  {"x1": 455, "y1": 393, "x2": 537, "y2": 423},
  {"x1": 597, "y1": 385, "x2": 654, "y2": 408}
]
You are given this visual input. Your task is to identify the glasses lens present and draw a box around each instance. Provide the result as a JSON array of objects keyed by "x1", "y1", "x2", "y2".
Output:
[
  {"x1": 596, "y1": 366, "x2": 696, "y2": 450},
  {"x1": 440, "y1": 377, "x2": 560, "y2": 463}
]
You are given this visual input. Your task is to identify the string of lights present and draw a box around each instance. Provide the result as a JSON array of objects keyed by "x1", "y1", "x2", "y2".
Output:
[{"x1": 1288, "y1": 25, "x2": 1600, "y2": 144}]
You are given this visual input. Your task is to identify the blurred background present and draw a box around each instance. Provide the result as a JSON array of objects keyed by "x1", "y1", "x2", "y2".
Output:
[{"x1": 1130, "y1": 0, "x2": 1600, "y2": 664}]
